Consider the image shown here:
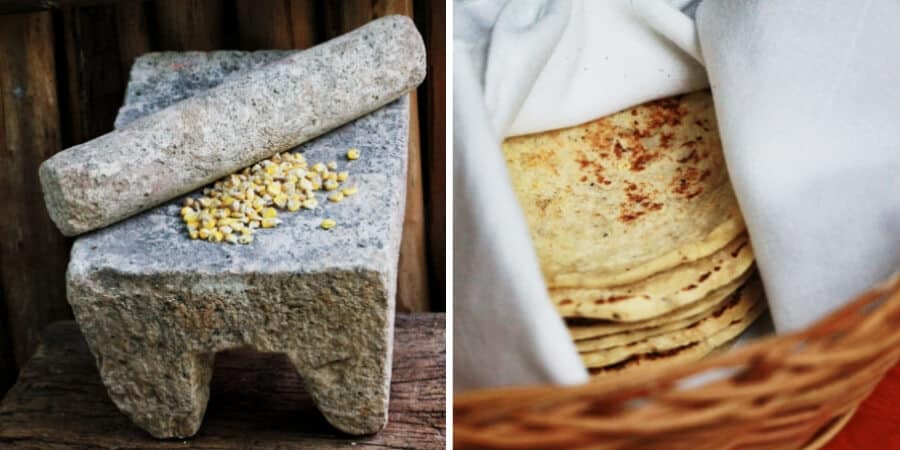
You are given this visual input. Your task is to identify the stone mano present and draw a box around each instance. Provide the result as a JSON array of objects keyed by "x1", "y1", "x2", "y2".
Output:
[{"x1": 66, "y1": 51, "x2": 408, "y2": 439}]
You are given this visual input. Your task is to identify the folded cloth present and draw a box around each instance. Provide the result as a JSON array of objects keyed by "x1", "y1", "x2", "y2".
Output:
[
  {"x1": 454, "y1": 0, "x2": 708, "y2": 391},
  {"x1": 454, "y1": 0, "x2": 900, "y2": 391},
  {"x1": 696, "y1": 0, "x2": 900, "y2": 331}
]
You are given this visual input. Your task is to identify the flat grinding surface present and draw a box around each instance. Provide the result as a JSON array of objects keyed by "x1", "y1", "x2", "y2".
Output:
[
  {"x1": 0, "y1": 316, "x2": 445, "y2": 449},
  {"x1": 66, "y1": 50, "x2": 409, "y2": 438},
  {"x1": 40, "y1": 15, "x2": 425, "y2": 236}
]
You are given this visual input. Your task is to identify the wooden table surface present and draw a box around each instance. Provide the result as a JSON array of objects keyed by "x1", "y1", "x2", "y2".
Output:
[
  {"x1": 0, "y1": 314, "x2": 445, "y2": 449},
  {"x1": 822, "y1": 360, "x2": 900, "y2": 450}
]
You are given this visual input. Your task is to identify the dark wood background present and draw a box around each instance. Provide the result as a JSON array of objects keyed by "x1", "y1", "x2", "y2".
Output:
[{"x1": 0, "y1": 0, "x2": 446, "y2": 395}]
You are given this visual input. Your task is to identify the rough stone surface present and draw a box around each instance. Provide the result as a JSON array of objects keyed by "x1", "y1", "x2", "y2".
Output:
[
  {"x1": 40, "y1": 15, "x2": 425, "y2": 236},
  {"x1": 66, "y1": 50, "x2": 409, "y2": 439}
]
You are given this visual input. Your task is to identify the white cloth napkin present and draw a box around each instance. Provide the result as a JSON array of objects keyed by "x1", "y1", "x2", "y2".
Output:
[{"x1": 454, "y1": 0, "x2": 900, "y2": 391}]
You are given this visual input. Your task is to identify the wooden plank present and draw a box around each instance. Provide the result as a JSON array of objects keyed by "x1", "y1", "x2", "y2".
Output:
[
  {"x1": 232, "y1": 0, "x2": 317, "y2": 50},
  {"x1": 0, "y1": 0, "x2": 57, "y2": 14},
  {"x1": 59, "y1": 2, "x2": 130, "y2": 144},
  {"x1": 398, "y1": 88, "x2": 431, "y2": 312},
  {"x1": 417, "y1": 0, "x2": 446, "y2": 310},
  {"x1": 234, "y1": 0, "x2": 294, "y2": 50},
  {"x1": 287, "y1": 0, "x2": 317, "y2": 48},
  {"x1": 154, "y1": 0, "x2": 229, "y2": 50},
  {"x1": 0, "y1": 314, "x2": 445, "y2": 449},
  {"x1": 114, "y1": 0, "x2": 153, "y2": 79},
  {"x1": 0, "y1": 12, "x2": 71, "y2": 367}
]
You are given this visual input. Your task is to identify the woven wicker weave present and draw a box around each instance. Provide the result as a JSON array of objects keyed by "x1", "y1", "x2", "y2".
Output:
[{"x1": 455, "y1": 271, "x2": 900, "y2": 450}]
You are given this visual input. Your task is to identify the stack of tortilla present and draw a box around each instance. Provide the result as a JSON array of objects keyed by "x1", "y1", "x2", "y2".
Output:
[{"x1": 502, "y1": 91, "x2": 765, "y2": 377}]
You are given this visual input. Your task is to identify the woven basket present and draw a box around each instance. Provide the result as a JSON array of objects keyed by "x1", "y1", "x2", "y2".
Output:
[{"x1": 455, "y1": 271, "x2": 900, "y2": 450}]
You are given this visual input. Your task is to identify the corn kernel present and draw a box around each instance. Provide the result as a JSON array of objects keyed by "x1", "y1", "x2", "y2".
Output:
[
  {"x1": 287, "y1": 199, "x2": 301, "y2": 212},
  {"x1": 239, "y1": 234, "x2": 254, "y2": 244},
  {"x1": 302, "y1": 198, "x2": 318, "y2": 209},
  {"x1": 342, "y1": 186, "x2": 358, "y2": 196},
  {"x1": 261, "y1": 218, "x2": 279, "y2": 228},
  {"x1": 198, "y1": 229, "x2": 211, "y2": 239},
  {"x1": 324, "y1": 179, "x2": 339, "y2": 191},
  {"x1": 312, "y1": 162, "x2": 326, "y2": 173},
  {"x1": 262, "y1": 207, "x2": 278, "y2": 219},
  {"x1": 327, "y1": 161, "x2": 337, "y2": 170},
  {"x1": 189, "y1": 230, "x2": 199, "y2": 240},
  {"x1": 273, "y1": 194, "x2": 288, "y2": 209},
  {"x1": 328, "y1": 192, "x2": 344, "y2": 203},
  {"x1": 337, "y1": 171, "x2": 349, "y2": 182},
  {"x1": 225, "y1": 234, "x2": 238, "y2": 244},
  {"x1": 321, "y1": 218, "x2": 336, "y2": 230},
  {"x1": 347, "y1": 148, "x2": 360, "y2": 160},
  {"x1": 213, "y1": 231, "x2": 224, "y2": 242}
]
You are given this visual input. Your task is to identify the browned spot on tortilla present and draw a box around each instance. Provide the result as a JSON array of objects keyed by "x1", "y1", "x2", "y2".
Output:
[
  {"x1": 590, "y1": 342, "x2": 700, "y2": 374},
  {"x1": 535, "y1": 198, "x2": 552, "y2": 214},
  {"x1": 698, "y1": 272, "x2": 711, "y2": 283},
  {"x1": 714, "y1": 266, "x2": 721, "y2": 271},
  {"x1": 682, "y1": 284, "x2": 698, "y2": 291},
  {"x1": 731, "y1": 241, "x2": 749, "y2": 257},
  {"x1": 558, "y1": 299, "x2": 574, "y2": 306},
  {"x1": 619, "y1": 181, "x2": 664, "y2": 223}
]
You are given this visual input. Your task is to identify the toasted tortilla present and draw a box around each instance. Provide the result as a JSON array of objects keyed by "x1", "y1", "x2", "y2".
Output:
[
  {"x1": 503, "y1": 91, "x2": 744, "y2": 288},
  {"x1": 581, "y1": 278, "x2": 765, "y2": 368},
  {"x1": 566, "y1": 270, "x2": 753, "y2": 340},
  {"x1": 552, "y1": 235, "x2": 754, "y2": 321}
]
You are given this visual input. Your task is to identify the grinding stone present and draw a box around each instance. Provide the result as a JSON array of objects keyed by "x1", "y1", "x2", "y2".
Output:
[
  {"x1": 66, "y1": 50, "x2": 409, "y2": 439},
  {"x1": 41, "y1": 15, "x2": 425, "y2": 236}
]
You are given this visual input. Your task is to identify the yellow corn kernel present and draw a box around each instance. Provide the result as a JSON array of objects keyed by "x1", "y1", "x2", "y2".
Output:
[
  {"x1": 299, "y1": 179, "x2": 313, "y2": 191},
  {"x1": 320, "y1": 218, "x2": 336, "y2": 230},
  {"x1": 347, "y1": 148, "x2": 360, "y2": 160},
  {"x1": 262, "y1": 207, "x2": 278, "y2": 219},
  {"x1": 273, "y1": 194, "x2": 288, "y2": 209},
  {"x1": 326, "y1": 172, "x2": 338, "y2": 182},
  {"x1": 239, "y1": 234, "x2": 254, "y2": 244},
  {"x1": 201, "y1": 218, "x2": 216, "y2": 229},
  {"x1": 183, "y1": 197, "x2": 194, "y2": 207},
  {"x1": 213, "y1": 231, "x2": 224, "y2": 242},
  {"x1": 323, "y1": 179, "x2": 339, "y2": 191},
  {"x1": 198, "y1": 197, "x2": 213, "y2": 208},
  {"x1": 328, "y1": 192, "x2": 344, "y2": 203},
  {"x1": 219, "y1": 226, "x2": 233, "y2": 236},
  {"x1": 221, "y1": 195, "x2": 235, "y2": 207},
  {"x1": 342, "y1": 186, "x2": 358, "y2": 196},
  {"x1": 327, "y1": 160, "x2": 337, "y2": 170},
  {"x1": 261, "y1": 218, "x2": 279, "y2": 228},
  {"x1": 337, "y1": 171, "x2": 349, "y2": 182},
  {"x1": 225, "y1": 234, "x2": 239, "y2": 244},
  {"x1": 198, "y1": 228, "x2": 212, "y2": 239},
  {"x1": 266, "y1": 182, "x2": 282, "y2": 196},
  {"x1": 249, "y1": 220, "x2": 261, "y2": 229},
  {"x1": 189, "y1": 230, "x2": 199, "y2": 240},
  {"x1": 302, "y1": 198, "x2": 318, "y2": 209},
  {"x1": 265, "y1": 165, "x2": 277, "y2": 175},
  {"x1": 287, "y1": 199, "x2": 301, "y2": 212}
]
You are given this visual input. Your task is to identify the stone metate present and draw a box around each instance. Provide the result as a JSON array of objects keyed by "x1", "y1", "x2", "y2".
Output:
[
  {"x1": 40, "y1": 15, "x2": 424, "y2": 236},
  {"x1": 66, "y1": 50, "x2": 409, "y2": 439}
]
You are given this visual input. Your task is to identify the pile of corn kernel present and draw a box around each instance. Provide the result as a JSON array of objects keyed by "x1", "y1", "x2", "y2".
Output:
[{"x1": 179, "y1": 148, "x2": 361, "y2": 244}]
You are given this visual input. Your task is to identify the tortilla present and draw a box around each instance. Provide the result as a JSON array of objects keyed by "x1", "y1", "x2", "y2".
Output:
[
  {"x1": 576, "y1": 278, "x2": 759, "y2": 353},
  {"x1": 566, "y1": 270, "x2": 754, "y2": 340},
  {"x1": 552, "y1": 234, "x2": 754, "y2": 321},
  {"x1": 503, "y1": 90, "x2": 744, "y2": 288},
  {"x1": 581, "y1": 279, "x2": 765, "y2": 368},
  {"x1": 588, "y1": 338, "x2": 738, "y2": 379}
]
